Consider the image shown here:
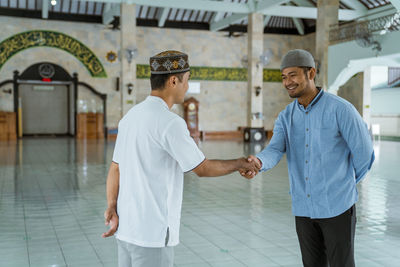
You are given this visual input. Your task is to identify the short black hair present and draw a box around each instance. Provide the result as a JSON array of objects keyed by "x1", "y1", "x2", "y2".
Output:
[
  {"x1": 150, "y1": 72, "x2": 185, "y2": 90},
  {"x1": 299, "y1": 67, "x2": 315, "y2": 81},
  {"x1": 300, "y1": 67, "x2": 312, "y2": 76}
]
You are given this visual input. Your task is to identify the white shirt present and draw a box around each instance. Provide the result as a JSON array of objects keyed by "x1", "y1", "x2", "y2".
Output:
[{"x1": 113, "y1": 96, "x2": 205, "y2": 247}]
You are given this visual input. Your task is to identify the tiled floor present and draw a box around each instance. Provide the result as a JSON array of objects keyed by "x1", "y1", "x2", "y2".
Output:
[{"x1": 0, "y1": 138, "x2": 399, "y2": 267}]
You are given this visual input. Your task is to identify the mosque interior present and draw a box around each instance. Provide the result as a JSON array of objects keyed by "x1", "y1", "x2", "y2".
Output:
[{"x1": 0, "y1": 0, "x2": 400, "y2": 266}]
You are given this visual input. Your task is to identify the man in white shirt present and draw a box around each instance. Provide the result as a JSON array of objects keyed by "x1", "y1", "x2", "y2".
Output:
[{"x1": 102, "y1": 50, "x2": 260, "y2": 267}]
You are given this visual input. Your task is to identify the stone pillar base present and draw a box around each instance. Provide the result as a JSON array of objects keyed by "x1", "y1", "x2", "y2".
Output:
[{"x1": 244, "y1": 127, "x2": 266, "y2": 143}]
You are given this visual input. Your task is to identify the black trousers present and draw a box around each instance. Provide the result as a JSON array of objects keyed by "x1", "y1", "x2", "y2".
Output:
[{"x1": 295, "y1": 205, "x2": 356, "y2": 267}]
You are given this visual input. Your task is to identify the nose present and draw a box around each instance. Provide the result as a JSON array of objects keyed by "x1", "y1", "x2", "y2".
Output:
[{"x1": 283, "y1": 78, "x2": 292, "y2": 88}]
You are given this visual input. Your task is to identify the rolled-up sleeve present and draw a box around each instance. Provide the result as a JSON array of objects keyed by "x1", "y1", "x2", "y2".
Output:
[
  {"x1": 338, "y1": 104, "x2": 375, "y2": 183},
  {"x1": 256, "y1": 115, "x2": 286, "y2": 172}
]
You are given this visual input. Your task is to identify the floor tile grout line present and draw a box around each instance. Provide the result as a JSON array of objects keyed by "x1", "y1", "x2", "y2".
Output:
[
  {"x1": 32, "y1": 171, "x2": 68, "y2": 267},
  {"x1": 45, "y1": 165, "x2": 105, "y2": 266},
  {"x1": 182, "y1": 210, "x2": 268, "y2": 267},
  {"x1": 183, "y1": 203, "x2": 299, "y2": 266},
  {"x1": 177, "y1": 243, "x2": 213, "y2": 267},
  {"x1": 20, "y1": 175, "x2": 31, "y2": 266},
  {"x1": 185, "y1": 209, "x2": 276, "y2": 266}
]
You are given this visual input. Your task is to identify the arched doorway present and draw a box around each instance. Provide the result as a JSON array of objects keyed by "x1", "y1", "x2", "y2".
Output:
[
  {"x1": 6, "y1": 62, "x2": 106, "y2": 138},
  {"x1": 17, "y1": 62, "x2": 74, "y2": 136}
]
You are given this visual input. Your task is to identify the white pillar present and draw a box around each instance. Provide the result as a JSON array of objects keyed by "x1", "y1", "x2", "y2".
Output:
[
  {"x1": 120, "y1": 3, "x2": 137, "y2": 116},
  {"x1": 363, "y1": 67, "x2": 372, "y2": 127},
  {"x1": 247, "y1": 13, "x2": 264, "y2": 128}
]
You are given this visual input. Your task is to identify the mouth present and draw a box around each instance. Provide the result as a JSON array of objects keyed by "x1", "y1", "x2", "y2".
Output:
[{"x1": 286, "y1": 85, "x2": 298, "y2": 91}]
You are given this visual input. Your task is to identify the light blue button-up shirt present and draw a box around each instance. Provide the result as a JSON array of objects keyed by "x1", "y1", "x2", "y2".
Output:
[{"x1": 256, "y1": 89, "x2": 375, "y2": 219}]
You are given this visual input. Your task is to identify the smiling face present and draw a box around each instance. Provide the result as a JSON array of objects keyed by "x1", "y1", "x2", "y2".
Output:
[{"x1": 281, "y1": 67, "x2": 314, "y2": 99}]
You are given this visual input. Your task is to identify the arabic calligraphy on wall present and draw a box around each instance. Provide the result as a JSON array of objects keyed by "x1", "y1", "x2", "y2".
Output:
[
  {"x1": 0, "y1": 30, "x2": 107, "y2": 77},
  {"x1": 137, "y1": 64, "x2": 281, "y2": 82}
]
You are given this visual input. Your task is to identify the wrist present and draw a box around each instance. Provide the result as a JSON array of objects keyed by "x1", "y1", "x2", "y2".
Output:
[
  {"x1": 107, "y1": 203, "x2": 117, "y2": 210},
  {"x1": 236, "y1": 158, "x2": 245, "y2": 171},
  {"x1": 255, "y1": 157, "x2": 262, "y2": 169}
]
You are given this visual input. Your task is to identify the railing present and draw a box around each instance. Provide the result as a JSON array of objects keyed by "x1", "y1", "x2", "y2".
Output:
[
  {"x1": 329, "y1": 12, "x2": 400, "y2": 45},
  {"x1": 388, "y1": 67, "x2": 400, "y2": 87}
]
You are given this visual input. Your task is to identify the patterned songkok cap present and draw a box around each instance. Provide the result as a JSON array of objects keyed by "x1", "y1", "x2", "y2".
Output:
[{"x1": 150, "y1": 50, "x2": 190, "y2": 74}]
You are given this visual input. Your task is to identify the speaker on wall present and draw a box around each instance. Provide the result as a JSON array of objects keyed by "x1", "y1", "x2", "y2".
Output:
[{"x1": 244, "y1": 127, "x2": 266, "y2": 143}]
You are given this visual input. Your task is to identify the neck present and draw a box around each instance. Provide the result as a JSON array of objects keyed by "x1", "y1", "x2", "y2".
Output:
[
  {"x1": 150, "y1": 89, "x2": 174, "y2": 109},
  {"x1": 298, "y1": 85, "x2": 319, "y2": 108}
]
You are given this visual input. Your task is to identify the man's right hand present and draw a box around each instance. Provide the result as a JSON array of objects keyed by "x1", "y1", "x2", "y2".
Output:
[
  {"x1": 239, "y1": 155, "x2": 262, "y2": 179},
  {"x1": 238, "y1": 156, "x2": 261, "y2": 179},
  {"x1": 102, "y1": 207, "x2": 119, "y2": 238}
]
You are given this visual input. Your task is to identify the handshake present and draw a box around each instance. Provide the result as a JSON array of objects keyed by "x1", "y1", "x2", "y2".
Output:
[{"x1": 238, "y1": 155, "x2": 261, "y2": 179}]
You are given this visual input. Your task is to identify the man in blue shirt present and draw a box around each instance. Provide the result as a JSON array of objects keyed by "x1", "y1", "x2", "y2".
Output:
[{"x1": 246, "y1": 49, "x2": 374, "y2": 267}]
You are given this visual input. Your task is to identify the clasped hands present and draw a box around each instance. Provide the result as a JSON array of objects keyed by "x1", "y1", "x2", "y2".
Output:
[{"x1": 239, "y1": 155, "x2": 261, "y2": 179}]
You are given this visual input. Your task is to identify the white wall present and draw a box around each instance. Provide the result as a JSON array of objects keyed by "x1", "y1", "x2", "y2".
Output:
[
  {"x1": 371, "y1": 88, "x2": 400, "y2": 115},
  {"x1": 371, "y1": 87, "x2": 400, "y2": 136},
  {"x1": 328, "y1": 31, "x2": 400, "y2": 92}
]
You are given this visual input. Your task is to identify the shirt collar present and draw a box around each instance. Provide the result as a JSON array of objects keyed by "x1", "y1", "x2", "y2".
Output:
[
  {"x1": 147, "y1": 95, "x2": 169, "y2": 109},
  {"x1": 309, "y1": 87, "x2": 324, "y2": 107},
  {"x1": 296, "y1": 87, "x2": 324, "y2": 111}
]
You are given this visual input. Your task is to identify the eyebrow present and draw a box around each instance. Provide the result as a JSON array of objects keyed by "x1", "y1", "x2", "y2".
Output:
[{"x1": 282, "y1": 71, "x2": 297, "y2": 76}]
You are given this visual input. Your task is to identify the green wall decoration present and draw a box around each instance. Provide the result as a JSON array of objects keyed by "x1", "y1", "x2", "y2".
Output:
[
  {"x1": 0, "y1": 30, "x2": 107, "y2": 77},
  {"x1": 137, "y1": 64, "x2": 281, "y2": 82}
]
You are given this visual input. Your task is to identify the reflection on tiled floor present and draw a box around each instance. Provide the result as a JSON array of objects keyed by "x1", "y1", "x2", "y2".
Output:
[{"x1": 0, "y1": 138, "x2": 399, "y2": 267}]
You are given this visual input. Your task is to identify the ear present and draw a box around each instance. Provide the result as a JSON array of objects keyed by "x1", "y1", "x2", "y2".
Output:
[
  {"x1": 308, "y1": 68, "x2": 316, "y2": 81},
  {"x1": 167, "y1": 75, "x2": 177, "y2": 88}
]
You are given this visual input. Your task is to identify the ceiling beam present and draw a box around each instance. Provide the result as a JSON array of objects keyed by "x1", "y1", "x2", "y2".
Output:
[
  {"x1": 248, "y1": 0, "x2": 257, "y2": 12},
  {"x1": 340, "y1": 0, "x2": 367, "y2": 12},
  {"x1": 157, "y1": 8, "x2": 170, "y2": 27},
  {"x1": 263, "y1": 15, "x2": 271, "y2": 26},
  {"x1": 362, "y1": 4, "x2": 396, "y2": 20},
  {"x1": 102, "y1": 3, "x2": 120, "y2": 24},
  {"x1": 210, "y1": 0, "x2": 231, "y2": 23},
  {"x1": 42, "y1": 0, "x2": 48, "y2": 19},
  {"x1": 291, "y1": 0, "x2": 313, "y2": 7},
  {"x1": 256, "y1": 0, "x2": 287, "y2": 12},
  {"x1": 210, "y1": 13, "x2": 247, "y2": 31},
  {"x1": 83, "y1": 0, "x2": 252, "y2": 14},
  {"x1": 389, "y1": 0, "x2": 400, "y2": 11},
  {"x1": 261, "y1": 6, "x2": 361, "y2": 20},
  {"x1": 287, "y1": 2, "x2": 304, "y2": 35},
  {"x1": 210, "y1": 0, "x2": 287, "y2": 32},
  {"x1": 292, "y1": 17, "x2": 304, "y2": 35}
]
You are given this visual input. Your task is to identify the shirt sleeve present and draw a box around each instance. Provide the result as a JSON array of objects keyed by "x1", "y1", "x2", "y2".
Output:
[
  {"x1": 112, "y1": 122, "x2": 123, "y2": 164},
  {"x1": 338, "y1": 104, "x2": 375, "y2": 183},
  {"x1": 163, "y1": 117, "x2": 205, "y2": 172},
  {"x1": 256, "y1": 114, "x2": 286, "y2": 172}
]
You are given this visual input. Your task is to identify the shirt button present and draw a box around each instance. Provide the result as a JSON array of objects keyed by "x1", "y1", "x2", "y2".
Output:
[
  {"x1": 307, "y1": 194, "x2": 310, "y2": 198},
  {"x1": 306, "y1": 128, "x2": 309, "y2": 131},
  {"x1": 305, "y1": 177, "x2": 309, "y2": 180},
  {"x1": 306, "y1": 112, "x2": 309, "y2": 114},
  {"x1": 306, "y1": 144, "x2": 309, "y2": 147},
  {"x1": 306, "y1": 160, "x2": 308, "y2": 164}
]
